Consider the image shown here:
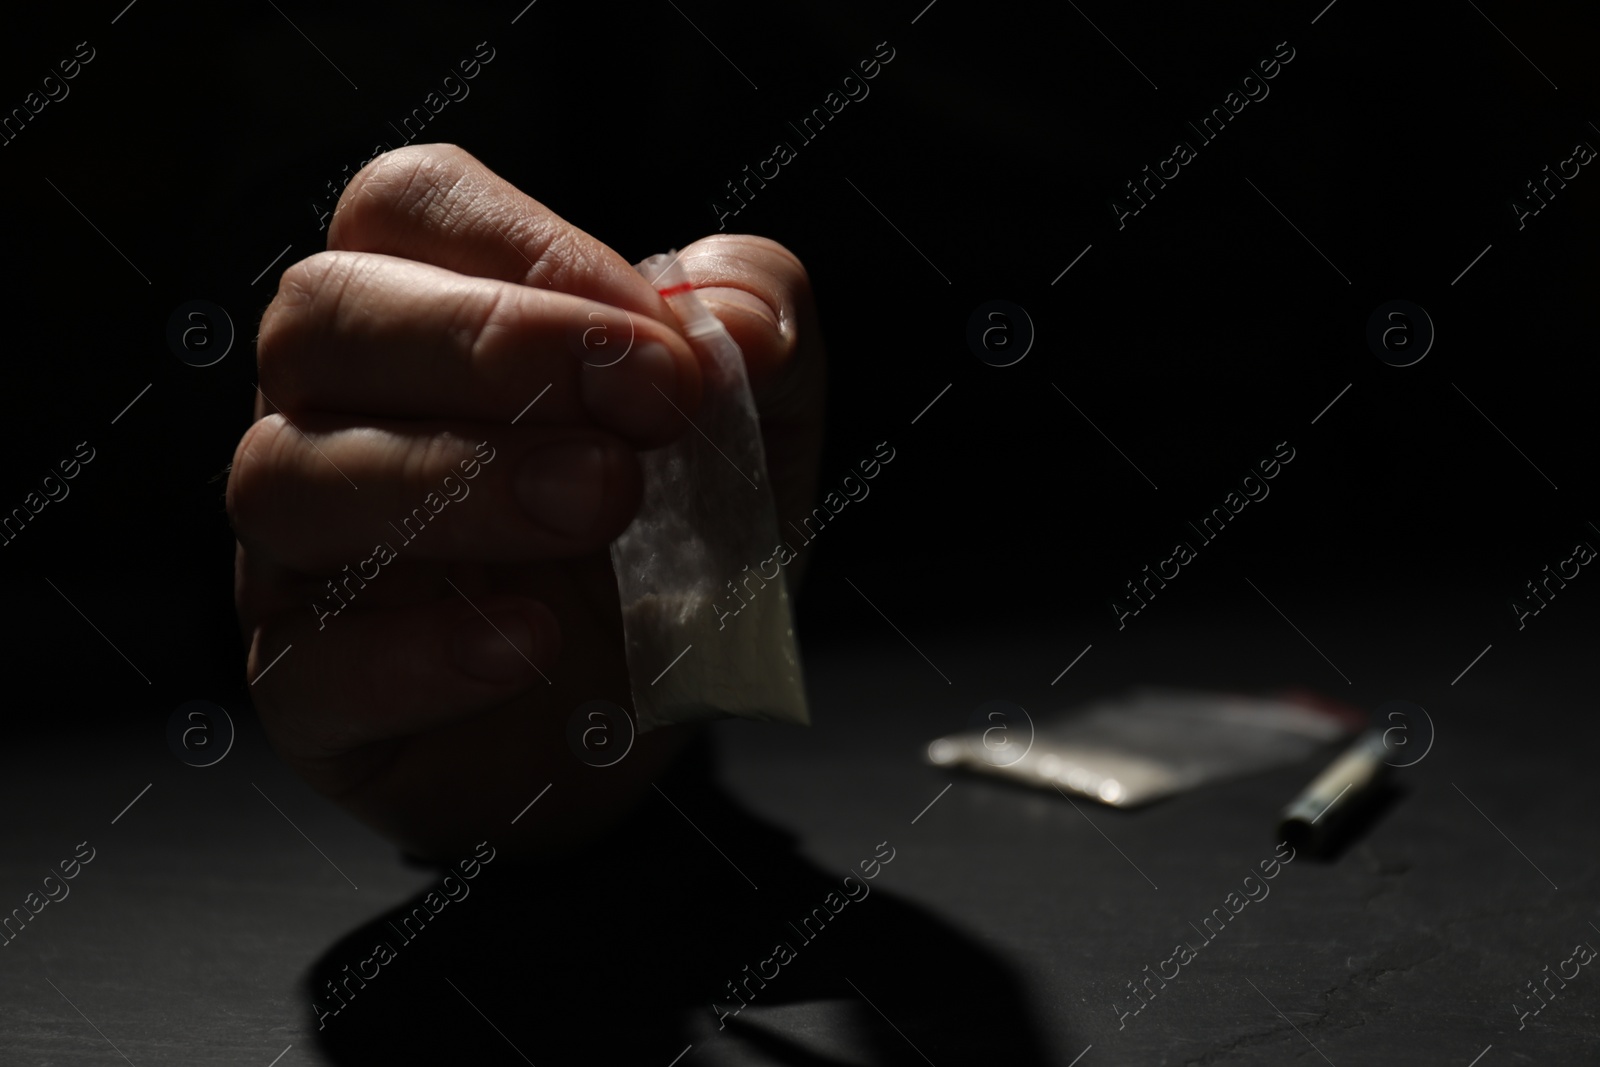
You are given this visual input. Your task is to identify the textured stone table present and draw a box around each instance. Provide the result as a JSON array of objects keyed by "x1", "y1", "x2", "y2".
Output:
[{"x1": 2, "y1": 606, "x2": 1594, "y2": 1065}]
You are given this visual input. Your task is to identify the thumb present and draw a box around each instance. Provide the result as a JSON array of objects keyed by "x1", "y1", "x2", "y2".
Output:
[
  {"x1": 672, "y1": 234, "x2": 825, "y2": 422},
  {"x1": 667, "y1": 235, "x2": 827, "y2": 562}
]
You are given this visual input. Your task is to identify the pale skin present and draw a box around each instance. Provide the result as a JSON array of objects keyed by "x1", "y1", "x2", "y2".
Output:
[{"x1": 228, "y1": 144, "x2": 826, "y2": 861}]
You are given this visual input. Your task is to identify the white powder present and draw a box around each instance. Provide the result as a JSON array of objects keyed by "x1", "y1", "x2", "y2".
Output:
[
  {"x1": 622, "y1": 584, "x2": 808, "y2": 732},
  {"x1": 611, "y1": 250, "x2": 810, "y2": 734}
]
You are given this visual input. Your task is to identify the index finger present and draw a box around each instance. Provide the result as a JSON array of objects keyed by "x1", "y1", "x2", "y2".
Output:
[{"x1": 328, "y1": 143, "x2": 675, "y2": 326}]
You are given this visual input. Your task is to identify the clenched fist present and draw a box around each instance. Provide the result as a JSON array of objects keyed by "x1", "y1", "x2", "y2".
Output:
[{"x1": 228, "y1": 144, "x2": 825, "y2": 860}]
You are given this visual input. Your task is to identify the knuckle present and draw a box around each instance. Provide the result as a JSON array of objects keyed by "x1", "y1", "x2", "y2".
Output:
[
  {"x1": 496, "y1": 209, "x2": 567, "y2": 288},
  {"x1": 258, "y1": 254, "x2": 325, "y2": 373},
  {"x1": 226, "y1": 415, "x2": 295, "y2": 537},
  {"x1": 257, "y1": 251, "x2": 361, "y2": 403},
  {"x1": 404, "y1": 429, "x2": 446, "y2": 491},
  {"x1": 330, "y1": 143, "x2": 470, "y2": 247},
  {"x1": 460, "y1": 282, "x2": 514, "y2": 366},
  {"x1": 408, "y1": 433, "x2": 477, "y2": 552}
]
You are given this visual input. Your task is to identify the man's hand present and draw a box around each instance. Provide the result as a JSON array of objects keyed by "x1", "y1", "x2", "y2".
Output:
[{"x1": 228, "y1": 144, "x2": 825, "y2": 860}]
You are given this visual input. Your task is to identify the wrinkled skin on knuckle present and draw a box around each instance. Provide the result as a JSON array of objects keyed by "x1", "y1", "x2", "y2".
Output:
[
  {"x1": 225, "y1": 414, "x2": 294, "y2": 547},
  {"x1": 256, "y1": 251, "x2": 354, "y2": 411},
  {"x1": 330, "y1": 143, "x2": 471, "y2": 246}
]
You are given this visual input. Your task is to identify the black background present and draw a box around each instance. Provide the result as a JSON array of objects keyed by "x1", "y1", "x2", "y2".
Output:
[
  {"x1": 2, "y1": 5, "x2": 1599, "y2": 1062},
  {"x1": 2, "y1": 2, "x2": 1596, "y2": 721}
]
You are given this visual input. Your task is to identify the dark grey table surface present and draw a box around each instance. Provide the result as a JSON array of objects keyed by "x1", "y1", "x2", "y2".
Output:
[{"x1": 4, "y1": 605, "x2": 1596, "y2": 1066}]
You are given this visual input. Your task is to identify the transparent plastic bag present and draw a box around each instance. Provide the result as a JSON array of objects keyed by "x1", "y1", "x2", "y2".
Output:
[
  {"x1": 927, "y1": 688, "x2": 1362, "y2": 806},
  {"x1": 607, "y1": 251, "x2": 809, "y2": 733}
]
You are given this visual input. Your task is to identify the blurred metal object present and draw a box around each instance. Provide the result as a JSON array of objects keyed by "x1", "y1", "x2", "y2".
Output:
[{"x1": 1277, "y1": 727, "x2": 1390, "y2": 853}]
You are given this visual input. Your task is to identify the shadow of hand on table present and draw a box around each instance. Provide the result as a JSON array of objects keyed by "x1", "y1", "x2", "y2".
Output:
[{"x1": 305, "y1": 738, "x2": 1052, "y2": 1066}]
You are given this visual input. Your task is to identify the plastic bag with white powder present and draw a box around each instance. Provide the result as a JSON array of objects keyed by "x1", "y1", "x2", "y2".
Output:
[{"x1": 607, "y1": 251, "x2": 810, "y2": 733}]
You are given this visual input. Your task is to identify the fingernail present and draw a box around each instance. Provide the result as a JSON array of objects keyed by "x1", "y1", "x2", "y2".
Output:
[
  {"x1": 455, "y1": 612, "x2": 538, "y2": 683},
  {"x1": 516, "y1": 443, "x2": 605, "y2": 537},
  {"x1": 581, "y1": 340, "x2": 677, "y2": 437}
]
